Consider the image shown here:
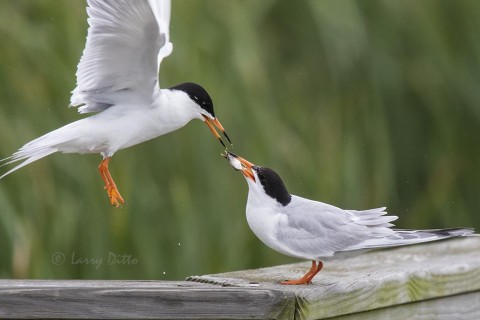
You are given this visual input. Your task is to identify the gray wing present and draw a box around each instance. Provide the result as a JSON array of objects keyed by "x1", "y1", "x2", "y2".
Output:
[
  {"x1": 276, "y1": 196, "x2": 397, "y2": 259},
  {"x1": 70, "y1": 0, "x2": 173, "y2": 113}
]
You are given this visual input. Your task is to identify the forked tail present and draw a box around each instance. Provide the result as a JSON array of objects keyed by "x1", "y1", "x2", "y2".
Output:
[
  {"x1": 0, "y1": 129, "x2": 75, "y2": 179},
  {"x1": 362, "y1": 227, "x2": 475, "y2": 250},
  {"x1": 0, "y1": 148, "x2": 56, "y2": 179}
]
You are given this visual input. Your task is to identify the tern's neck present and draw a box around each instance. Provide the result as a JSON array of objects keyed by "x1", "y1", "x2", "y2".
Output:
[
  {"x1": 154, "y1": 89, "x2": 201, "y2": 132},
  {"x1": 246, "y1": 184, "x2": 280, "y2": 211}
]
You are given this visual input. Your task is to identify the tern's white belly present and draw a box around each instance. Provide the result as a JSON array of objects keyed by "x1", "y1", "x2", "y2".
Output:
[{"x1": 56, "y1": 105, "x2": 191, "y2": 157}]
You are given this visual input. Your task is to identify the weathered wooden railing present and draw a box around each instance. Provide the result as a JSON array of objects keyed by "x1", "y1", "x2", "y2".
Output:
[{"x1": 0, "y1": 237, "x2": 479, "y2": 319}]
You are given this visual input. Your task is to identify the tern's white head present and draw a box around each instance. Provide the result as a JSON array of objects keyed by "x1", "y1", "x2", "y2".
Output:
[
  {"x1": 224, "y1": 152, "x2": 292, "y2": 206},
  {"x1": 169, "y1": 82, "x2": 231, "y2": 147}
]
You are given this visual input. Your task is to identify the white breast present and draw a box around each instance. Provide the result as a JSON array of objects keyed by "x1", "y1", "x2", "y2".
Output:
[{"x1": 245, "y1": 190, "x2": 292, "y2": 257}]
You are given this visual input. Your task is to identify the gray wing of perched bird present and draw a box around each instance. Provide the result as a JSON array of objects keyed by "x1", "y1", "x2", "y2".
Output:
[{"x1": 276, "y1": 197, "x2": 473, "y2": 260}]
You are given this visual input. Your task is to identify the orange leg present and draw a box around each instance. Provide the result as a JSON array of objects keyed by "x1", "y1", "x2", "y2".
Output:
[
  {"x1": 98, "y1": 157, "x2": 126, "y2": 207},
  {"x1": 280, "y1": 261, "x2": 324, "y2": 285}
]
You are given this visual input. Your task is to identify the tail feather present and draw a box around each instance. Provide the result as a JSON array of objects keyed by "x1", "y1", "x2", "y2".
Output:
[
  {"x1": 361, "y1": 227, "x2": 475, "y2": 249},
  {"x1": 0, "y1": 129, "x2": 75, "y2": 179},
  {"x1": 0, "y1": 149, "x2": 57, "y2": 179}
]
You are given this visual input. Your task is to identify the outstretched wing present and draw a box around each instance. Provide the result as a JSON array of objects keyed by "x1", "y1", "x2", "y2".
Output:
[{"x1": 70, "y1": 0, "x2": 173, "y2": 114}]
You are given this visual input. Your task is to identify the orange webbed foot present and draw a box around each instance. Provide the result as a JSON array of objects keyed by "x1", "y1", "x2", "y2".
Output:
[
  {"x1": 279, "y1": 261, "x2": 323, "y2": 285},
  {"x1": 106, "y1": 184, "x2": 126, "y2": 208},
  {"x1": 99, "y1": 157, "x2": 127, "y2": 208},
  {"x1": 280, "y1": 278, "x2": 312, "y2": 285}
]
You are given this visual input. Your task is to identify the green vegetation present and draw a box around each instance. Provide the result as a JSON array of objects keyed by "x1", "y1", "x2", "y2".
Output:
[{"x1": 0, "y1": 0, "x2": 478, "y2": 280}]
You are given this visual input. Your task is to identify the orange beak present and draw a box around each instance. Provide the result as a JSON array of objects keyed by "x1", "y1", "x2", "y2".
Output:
[
  {"x1": 203, "y1": 115, "x2": 232, "y2": 148},
  {"x1": 224, "y1": 152, "x2": 256, "y2": 182}
]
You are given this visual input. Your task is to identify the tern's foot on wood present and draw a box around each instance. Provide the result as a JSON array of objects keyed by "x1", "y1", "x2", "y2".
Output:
[
  {"x1": 105, "y1": 184, "x2": 126, "y2": 208},
  {"x1": 280, "y1": 273, "x2": 313, "y2": 285},
  {"x1": 279, "y1": 261, "x2": 323, "y2": 285},
  {"x1": 280, "y1": 278, "x2": 312, "y2": 285}
]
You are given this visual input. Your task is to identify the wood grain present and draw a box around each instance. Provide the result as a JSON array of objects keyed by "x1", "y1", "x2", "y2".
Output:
[
  {"x1": 332, "y1": 291, "x2": 480, "y2": 320},
  {"x1": 189, "y1": 236, "x2": 480, "y2": 319},
  {"x1": 0, "y1": 237, "x2": 478, "y2": 319},
  {"x1": 0, "y1": 280, "x2": 294, "y2": 319}
]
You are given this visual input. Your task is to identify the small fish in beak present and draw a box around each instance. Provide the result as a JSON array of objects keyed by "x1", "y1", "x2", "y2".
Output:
[{"x1": 223, "y1": 151, "x2": 255, "y2": 182}]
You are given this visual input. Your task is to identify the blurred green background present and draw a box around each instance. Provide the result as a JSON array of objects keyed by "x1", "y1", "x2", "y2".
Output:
[{"x1": 0, "y1": 0, "x2": 479, "y2": 280}]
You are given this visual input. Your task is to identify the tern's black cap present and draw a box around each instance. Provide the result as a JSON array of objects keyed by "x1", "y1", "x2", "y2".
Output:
[
  {"x1": 170, "y1": 82, "x2": 215, "y2": 118},
  {"x1": 253, "y1": 166, "x2": 292, "y2": 206}
]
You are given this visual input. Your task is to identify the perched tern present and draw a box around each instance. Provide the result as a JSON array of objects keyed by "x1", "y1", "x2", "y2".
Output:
[
  {"x1": 224, "y1": 152, "x2": 474, "y2": 285},
  {"x1": 0, "y1": 0, "x2": 231, "y2": 207}
]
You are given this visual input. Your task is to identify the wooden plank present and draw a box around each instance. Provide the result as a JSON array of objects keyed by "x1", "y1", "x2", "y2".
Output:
[
  {"x1": 0, "y1": 237, "x2": 478, "y2": 319},
  {"x1": 331, "y1": 291, "x2": 480, "y2": 320},
  {"x1": 188, "y1": 237, "x2": 480, "y2": 320},
  {"x1": 0, "y1": 280, "x2": 295, "y2": 319}
]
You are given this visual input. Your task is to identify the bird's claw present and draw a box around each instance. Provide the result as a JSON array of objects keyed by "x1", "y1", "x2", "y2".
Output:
[{"x1": 106, "y1": 185, "x2": 126, "y2": 208}]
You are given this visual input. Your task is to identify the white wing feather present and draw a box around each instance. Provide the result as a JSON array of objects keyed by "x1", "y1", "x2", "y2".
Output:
[
  {"x1": 70, "y1": 0, "x2": 172, "y2": 114},
  {"x1": 148, "y1": 0, "x2": 173, "y2": 69}
]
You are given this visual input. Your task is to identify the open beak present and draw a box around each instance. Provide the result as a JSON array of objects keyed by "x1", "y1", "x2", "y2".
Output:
[
  {"x1": 223, "y1": 152, "x2": 256, "y2": 182},
  {"x1": 203, "y1": 115, "x2": 232, "y2": 148}
]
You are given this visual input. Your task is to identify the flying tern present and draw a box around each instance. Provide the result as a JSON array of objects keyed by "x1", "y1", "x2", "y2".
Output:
[
  {"x1": 1, "y1": 0, "x2": 231, "y2": 207},
  {"x1": 224, "y1": 152, "x2": 474, "y2": 285}
]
